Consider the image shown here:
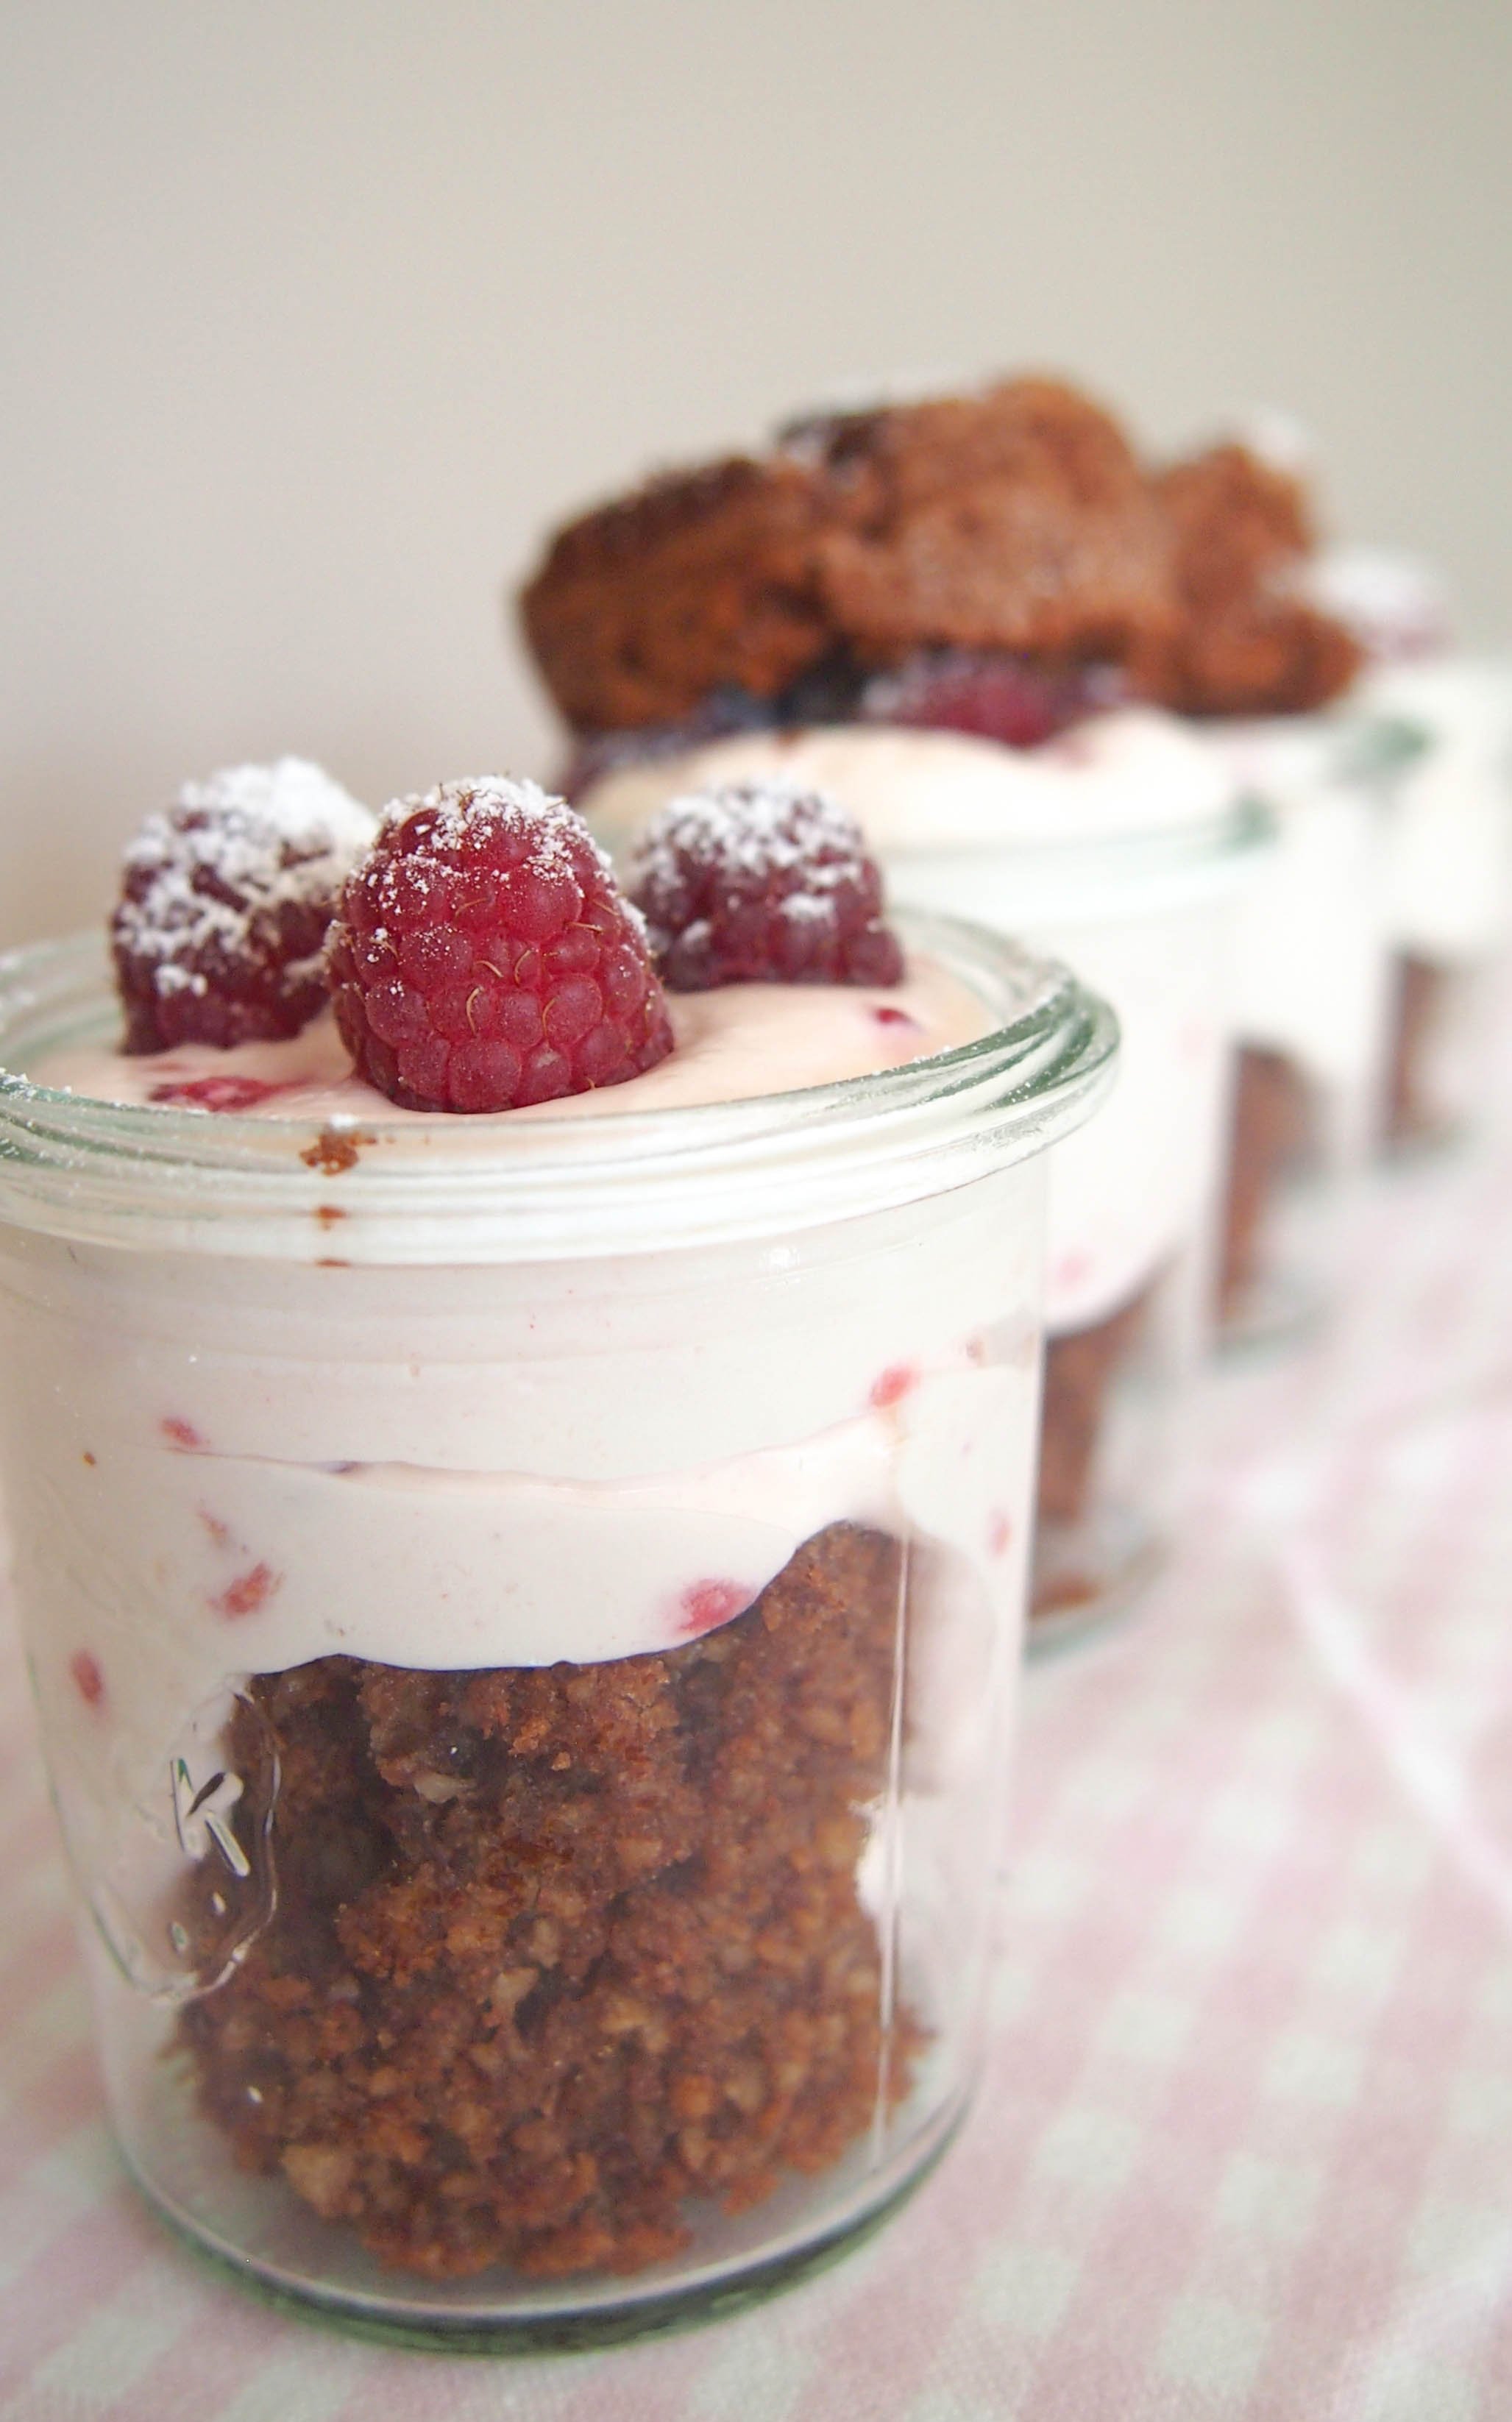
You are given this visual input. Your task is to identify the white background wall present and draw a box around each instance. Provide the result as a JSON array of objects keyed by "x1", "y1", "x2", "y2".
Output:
[{"x1": 2, "y1": 0, "x2": 1508, "y2": 946}]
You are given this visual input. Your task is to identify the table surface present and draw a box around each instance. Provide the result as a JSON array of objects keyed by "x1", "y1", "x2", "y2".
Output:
[{"x1": 4, "y1": 1019, "x2": 1512, "y2": 2422}]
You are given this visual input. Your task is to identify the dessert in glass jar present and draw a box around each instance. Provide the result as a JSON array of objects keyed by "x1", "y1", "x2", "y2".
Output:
[
  {"x1": 1196, "y1": 712, "x2": 1393, "y2": 1338},
  {"x1": 0, "y1": 764, "x2": 1114, "y2": 2343},
  {"x1": 521, "y1": 377, "x2": 1266, "y2": 1633},
  {"x1": 1143, "y1": 433, "x2": 1392, "y2": 1342},
  {"x1": 586, "y1": 726, "x2": 1262, "y2": 1634},
  {"x1": 1314, "y1": 547, "x2": 1512, "y2": 1153}
]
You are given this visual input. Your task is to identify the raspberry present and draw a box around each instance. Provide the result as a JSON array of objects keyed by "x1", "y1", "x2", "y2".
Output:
[
  {"x1": 112, "y1": 759, "x2": 375, "y2": 1053},
  {"x1": 859, "y1": 648, "x2": 1122, "y2": 749},
  {"x1": 326, "y1": 776, "x2": 674, "y2": 1113},
  {"x1": 628, "y1": 781, "x2": 904, "y2": 992}
]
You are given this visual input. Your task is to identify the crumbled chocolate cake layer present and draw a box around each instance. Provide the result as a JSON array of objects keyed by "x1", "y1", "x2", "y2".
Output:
[
  {"x1": 1384, "y1": 952, "x2": 1452, "y2": 1147},
  {"x1": 1219, "y1": 1044, "x2": 1316, "y2": 1318},
  {"x1": 520, "y1": 379, "x2": 1178, "y2": 735},
  {"x1": 1153, "y1": 444, "x2": 1362, "y2": 718},
  {"x1": 1035, "y1": 1286, "x2": 1153, "y2": 1536},
  {"x1": 521, "y1": 455, "x2": 836, "y2": 735},
  {"x1": 789, "y1": 380, "x2": 1176, "y2": 679},
  {"x1": 177, "y1": 1521, "x2": 918, "y2": 2282}
]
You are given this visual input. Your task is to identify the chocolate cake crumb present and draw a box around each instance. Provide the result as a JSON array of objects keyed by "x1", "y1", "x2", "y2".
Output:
[
  {"x1": 519, "y1": 379, "x2": 1178, "y2": 736},
  {"x1": 300, "y1": 1126, "x2": 372, "y2": 1175},
  {"x1": 520, "y1": 455, "x2": 836, "y2": 734},
  {"x1": 796, "y1": 380, "x2": 1176, "y2": 683},
  {"x1": 1384, "y1": 952, "x2": 1452, "y2": 1147},
  {"x1": 1151, "y1": 444, "x2": 1362, "y2": 718},
  {"x1": 1219, "y1": 1045, "x2": 1315, "y2": 1318},
  {"x1": 177, "y1": 1520, "x2": 919, "y2": 2281},
  {"x1": 522, "y1": 404, "x2": 1361, "y2": 739},
  {"x1": 1035, "y1": 1287, "x2": 1153, "y2": 1537}
]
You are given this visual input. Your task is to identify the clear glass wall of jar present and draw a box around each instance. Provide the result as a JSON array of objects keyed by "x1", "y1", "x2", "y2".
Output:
[
  {"x1": 880, "y1": 812, "x2": 1267, "y2": 1641},
  {"x1": 580, "y1": 717, "x2": 1267, "y2": 1647},
  {"x1": 1353, "y1": 658, "x2": 1512, "y2": 1154},
  {"x1": 1207, "y1": 717, "x2": 1396, "y2": 1346},
  {"x1": 0, "y1": 915, "x2": 1112, "y2": 2347}
]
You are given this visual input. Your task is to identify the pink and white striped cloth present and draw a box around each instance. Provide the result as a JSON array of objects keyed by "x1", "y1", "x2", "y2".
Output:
[{"x1": 4, "y1": 1033, "x2": 1512, "y2": 2419}]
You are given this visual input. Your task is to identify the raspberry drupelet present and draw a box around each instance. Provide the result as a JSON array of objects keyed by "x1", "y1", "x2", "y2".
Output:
[
  {"x1": 628, "y1": 780, "x2": 904, "y2": 992},
  {"x1": 112, "y1": 760, "x2": 375, "y2": 1054},
  {"x1": 325, "y1": 777, "x2": 675, "y2": 1113}
]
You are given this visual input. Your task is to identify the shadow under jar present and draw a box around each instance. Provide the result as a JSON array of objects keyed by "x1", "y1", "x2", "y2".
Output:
[{"x1": 0, "y1": 914, "x2": 1112, "y2": 2349}]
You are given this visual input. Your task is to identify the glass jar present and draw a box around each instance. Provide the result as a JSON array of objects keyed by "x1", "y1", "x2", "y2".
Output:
[
  {"x1": 579, "y1": 720, "x2": 1266, "y2": 1644},
  {"x1": 1352, "y1": 658, "x2": 1512, "y2": 1151},
  {"x1": 878, "y1": 812, "x2": 1266, "y2": 1638},
  {"x1": 0, "y1": 914, "x2": 1112, "y2": 2348},
  {"x1": 1207, "y1": 717, "x2": 1396, "y2": 1343}
]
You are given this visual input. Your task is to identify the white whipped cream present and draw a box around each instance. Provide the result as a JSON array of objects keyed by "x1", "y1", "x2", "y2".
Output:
[
  {"x1": 4, "y1": 1193, "x2": 1038, "y2": 1754},
  {"x1": 587, "y1": 707, "x2": 1231, "y2": 855},
  {"x1": 586, "y1": 711, "x2": 1249, "y2": 1332},
  {"x1": 0, "y1": 951, "x2": 1048, "y2": 1993},
  {"x1": 1200, "y1": 717, "x2": 1394, "y2": 1141},
  {"x1": 34, "y1": 956, "x2": 988, "y2": 1125}
]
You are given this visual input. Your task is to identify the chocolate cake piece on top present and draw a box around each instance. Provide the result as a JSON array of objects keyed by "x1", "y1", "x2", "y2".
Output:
[
  {"x1": 1150, "y1": 440, "x2": 1362, "y2": 719},
  {"x1": 519, "y1": 377, "x2": 1180, "y2": 747}
]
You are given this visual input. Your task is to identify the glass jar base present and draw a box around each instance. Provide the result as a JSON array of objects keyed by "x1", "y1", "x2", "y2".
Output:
[
  {"x1": 1028, "y1": 1502, "x2": 1165, "y2": 1653},
  {"x1": 1216, "y1": 1262, "x2": 1328, "y2": 1355},
  {"x1": 1380, "y1": 1115, "x2": 1469, "y2": 1167},
  {"x1": 113, "y1": 2059, "x2": 970, "y2": 2351}
]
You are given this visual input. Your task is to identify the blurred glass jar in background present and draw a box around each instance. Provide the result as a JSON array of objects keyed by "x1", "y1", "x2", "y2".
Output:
[
  {"x1": 1313, "y1": 548, "x2": 1512, "y2": 1155},
  {"x1": 1203, "y1": 716, "x2": 1394, "y2": 1343},
  {"x1": 586, "y1": 712, "x2": 1267, "y2": 1642},
  {"x1": 1357, "y1": 658, "x2": 1512, "y2": 1152}
]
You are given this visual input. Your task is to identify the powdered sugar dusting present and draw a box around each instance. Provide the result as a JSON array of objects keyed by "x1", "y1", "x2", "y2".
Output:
[
  {"x1": 118, "y1": 760, "x2": 375, "y2": 981},
  {"x1": 386, "y1": 775, "x2": 616, "y2": 884},
  {"x1": 634, "y1": 779, "x2": 868, "y2": 898},
  {"x1": 627, "y1": 778, "x2": 904, "y2": 992},
  {"x1": 112, "y1": 759, "x2": 377, "y2": 1051},
  {"x1": 326, "y1": 774, "x2": 674, "y2": 1112}
]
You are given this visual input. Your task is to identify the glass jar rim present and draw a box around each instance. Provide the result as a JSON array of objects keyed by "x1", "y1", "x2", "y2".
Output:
[
  {"x1": 884, "y1": 790, "x2": 1271, "y2": 886},
  {"x1": 0, "y1": 912, "x2": 1117, "y2": 1263},
  {"x1": 884, "y1": 795, "x2": 1271, "y2": 932}
]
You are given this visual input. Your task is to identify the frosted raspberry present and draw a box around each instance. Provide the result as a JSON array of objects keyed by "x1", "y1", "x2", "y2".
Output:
[
  {"x1": 326, "y1": 776, "x2": 674, "y2": 1113},
  {"x1": 628, "y1": 781, "x2": 904, "y2": 992},
  {"x1": 112, "y1": 760, "x2": 375, "y2": 1054},
  {"x1": 859, "y1": 649, "x2": 1121, "y2": 749}
]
